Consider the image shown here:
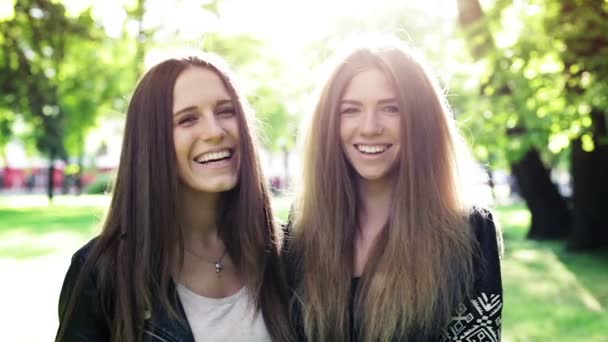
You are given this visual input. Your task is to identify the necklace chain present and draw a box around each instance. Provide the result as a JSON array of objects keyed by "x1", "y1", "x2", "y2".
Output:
[{"x1": 185, "y1": 247, "x2": 228, "y2": 276}]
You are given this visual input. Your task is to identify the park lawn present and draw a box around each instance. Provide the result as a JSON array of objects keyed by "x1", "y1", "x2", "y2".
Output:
[
  {"x1": 499, "y1": 203, "x2": 608, "y2": 342},
  {"x1": 0, "y1": 194, "x2": 292, "y2": 260},
  {"x1": 0, "y1": 195, "x2": 606, "y2": 341},
  {"x1": 0, "y1": 195, "x2": 107, "y2": 259}
]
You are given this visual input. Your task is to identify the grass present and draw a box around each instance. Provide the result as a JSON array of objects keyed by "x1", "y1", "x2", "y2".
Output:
[
  {"x1": 498, "y1": 202, "x2": 608, "y2": 342},
  {"x1": 0, "y1": 194, "x2": 292, "y2": 260},
  {"x1": 0, "y1": 195, "x2": 606, "y2": 341},
  {"x1": 0, "y1": 195, "x2": 107, "y2": 259}
]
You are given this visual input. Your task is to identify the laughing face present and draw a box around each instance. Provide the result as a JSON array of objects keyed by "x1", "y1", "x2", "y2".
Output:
[
  {"x1": 172, "y1": 67, "x2": 240, "y2": 194},
  {"x1": 339, "y1": 68, "x2": 401, "y2": 185}
]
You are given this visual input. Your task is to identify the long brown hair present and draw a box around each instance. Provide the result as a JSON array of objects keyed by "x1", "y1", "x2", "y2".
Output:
[
  {"x1": 57, "y1": 54, "x2": 292, "y2": 342},
  {"x1": 293, "y1": 37, "x2": 479, "y2": 341}
]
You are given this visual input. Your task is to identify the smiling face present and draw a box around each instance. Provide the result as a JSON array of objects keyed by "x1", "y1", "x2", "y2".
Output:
[
  {"x1": 339, "y1": 68, "x2": 401, "y2": 185},
  {"x1": 172, "y1": 67, "x2": 240, "y2": 194}
]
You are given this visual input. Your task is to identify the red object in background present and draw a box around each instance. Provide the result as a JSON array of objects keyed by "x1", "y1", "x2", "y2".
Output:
[
  {"x1": 1, "y1": 165, "x2": 111, "y2": 190},
  {"x1": 1, "y1": 166, "x2": 65, "y2": 190},
  {"x1": 81, "y1": 173, "x2": 96, "y2": 187},
  {"x1": 2, "y1": 167, "x2": 26, "y2": 188},
  {"x1": 53, "y1": 168, "x2": 64, "y2": 188}
]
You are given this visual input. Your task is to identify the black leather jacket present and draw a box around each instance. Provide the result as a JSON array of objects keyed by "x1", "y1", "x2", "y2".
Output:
[{"x1": 56, "y1": 239, "x2": 195, "y2": 342}]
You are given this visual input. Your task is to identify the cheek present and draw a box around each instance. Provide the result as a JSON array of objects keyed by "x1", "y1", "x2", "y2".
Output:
[
  {"x1": 388, "y1": 117, "x2": 402, "y2": 139},
  {"x1": 225, "y1": 118, "x2": 240, "y2": 142},
  {"x1": 173, "y1": 132, "x2": 190, "y2": 160},
  {"x1": 339, "y1": 119, "x2": 351, "y2": 144}
]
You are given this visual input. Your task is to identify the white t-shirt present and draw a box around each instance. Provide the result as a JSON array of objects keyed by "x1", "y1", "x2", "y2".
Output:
[{"x1": 177, "y1": 283, "x2": 272, "y2": 342}]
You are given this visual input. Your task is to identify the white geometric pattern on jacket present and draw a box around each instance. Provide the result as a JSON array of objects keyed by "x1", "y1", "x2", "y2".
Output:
[{"x1": 440, "y1": 292, "x2": 502, "y2": 342}]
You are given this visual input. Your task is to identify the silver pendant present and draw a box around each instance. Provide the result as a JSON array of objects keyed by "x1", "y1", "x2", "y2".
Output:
[{"x1": 215, "y1": 262, "x2": 224, "y2": 274}]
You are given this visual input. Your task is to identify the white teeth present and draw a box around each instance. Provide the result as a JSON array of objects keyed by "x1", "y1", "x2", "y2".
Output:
[
  {"x1": 195, "y1": 150, "x2": 232, "y2": 163},
  {"x1": 356, "y1": 145, "x2": 388, "y2": 154}
]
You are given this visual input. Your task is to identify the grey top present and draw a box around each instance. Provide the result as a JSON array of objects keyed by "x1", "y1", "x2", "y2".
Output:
[{"x1": 177, "y1": 284, "x2": 271, "y2": 342}]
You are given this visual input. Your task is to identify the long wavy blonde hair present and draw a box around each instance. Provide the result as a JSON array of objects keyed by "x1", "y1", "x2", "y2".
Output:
[{"x1": 292, "y1": 37, "x2": 479, "y2": 342}]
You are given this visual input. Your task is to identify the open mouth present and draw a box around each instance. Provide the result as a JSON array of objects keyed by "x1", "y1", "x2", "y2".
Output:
[
  {"x1": 355, "y1": 144, "x2": 391, "y2": 155},
  {"x1": 193, "y1": 149, "x2": 233, "y2": 164}
]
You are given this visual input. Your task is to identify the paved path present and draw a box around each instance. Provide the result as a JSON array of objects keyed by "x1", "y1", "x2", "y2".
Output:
[{"x1": 1, "y1": 251, "x2": 73, "y2": 341}]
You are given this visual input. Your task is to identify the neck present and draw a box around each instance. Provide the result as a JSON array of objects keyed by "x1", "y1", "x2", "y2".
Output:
[
  {"x1": 352, "y1": 177, "x2": 394, "y2": 276},
  {"x1": 178, "y1": 185, "x2": 222, "y2": 247},
  {"x1": 356, "y1": 177, "x2": 393, "y2": 240}
]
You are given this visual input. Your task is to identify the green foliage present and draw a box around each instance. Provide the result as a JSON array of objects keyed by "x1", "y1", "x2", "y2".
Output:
[
  {"x1": 83, "y1": 173, "x2": 114, "y2": 195},
  {"x1": 453, "y1": 0, "x2": 608, "y2": 167},
  {"x1": 59, "y1": 33, "x2": 136, "y2": 157},
  {"x1": 0, "y1": 0, "x2": 96, "y2": 160},
  {"x1": 0, "y1": 108, "x2": 15, "y2": 163},
  {"x1": 0, "y1": 0, "x2": 141, "y2": 169},
  {"x1": 202, "y1": 32, "x2": 299, "y2": 152},
  {"x1": 202, "y1": 33, "x2": 264, "y2": 70}
]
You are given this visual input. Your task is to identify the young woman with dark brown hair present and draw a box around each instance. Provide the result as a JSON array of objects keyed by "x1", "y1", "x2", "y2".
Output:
[
  {"x1": 287, "y1": 36, "x2": 503, "y2": 342},
  {"x1": 55, "y1": 54, "x2": 293, "y2": 342}
]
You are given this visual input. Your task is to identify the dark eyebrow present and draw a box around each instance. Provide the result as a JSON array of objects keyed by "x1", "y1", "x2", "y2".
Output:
[
  {"x1": 340, "y1": 99, "x2": 398, "y2": 106},
  {"x1": 173, "y1": 99, "x2": 234, "y2": 116},
  {"x1": 173, "y1": 106, "x2": 197, "y2": 117},
  {"x1": 216, "y1": 99, "x2": 234, "y2": 107},
  {"x1": 378, "y1": 98, "x2": 398, "y2": 104},
  {"x1": 340, "y1": 100, "x2": 361, "y2": 106}
]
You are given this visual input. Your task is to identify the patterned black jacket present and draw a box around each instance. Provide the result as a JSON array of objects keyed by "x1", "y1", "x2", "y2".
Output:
[{"x1": 285, "y1": 209, "x2": 503, "y2": 342}]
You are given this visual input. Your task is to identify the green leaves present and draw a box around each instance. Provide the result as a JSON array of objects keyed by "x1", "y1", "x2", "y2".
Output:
[
  {"x1": 454, "y1": 0, "x2": 608, "y2": 165},
  {"x1": 0, "y1": 0, "x2": 140, "y2": 164}
]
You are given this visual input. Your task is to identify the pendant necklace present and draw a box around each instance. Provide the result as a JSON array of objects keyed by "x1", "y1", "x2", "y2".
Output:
[{"x1": 185, "y1": 247, "x2": 228, "y2": 277}]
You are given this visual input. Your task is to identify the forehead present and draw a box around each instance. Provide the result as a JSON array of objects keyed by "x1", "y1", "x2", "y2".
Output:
[
  {"x1": 173, "y1": 67, "x2": 231, "y2": 110},
  {"x1": 342, "y1": 68, "x2": 396, "y2": 100}
]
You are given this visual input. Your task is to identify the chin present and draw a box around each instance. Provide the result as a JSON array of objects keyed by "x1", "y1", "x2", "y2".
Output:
[
  {"x1": 353, "y1": 168, "x2": 384, "y2": 179},
  {"x1": 204, "y1": 179, "x2": 238, "y2": 193},
  {"x1": 360, "y1": 175, "x2": 388, "y2": 182},
  {"x1": 182, "y1": 176, "x2": 239, "y2": 194},
  {"x1": 356, "y1": 170, "x2": 394, "y2": 183}
]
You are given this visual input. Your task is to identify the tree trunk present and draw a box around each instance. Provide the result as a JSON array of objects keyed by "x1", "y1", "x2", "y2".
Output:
[
  {"x1": 75, "y1": 153, "x2": 83, "y2": 195},
  {"x1": 569, "y1": 111, "x2": 608, "y2": 250},
  {"x1": 61, "y1": 157, "x2": 70, "y2": 194},
  {"x1": 456, "y1": 0, "x2": 572, "y2": 239},
  {"x1": 510, "y1": 149, "x2": 571, "y2": 239},
  {"x1": 456, "y1": 0, "x2": 493, "y2": 59},
  {"x1": 47, "y1": 152, "x2": 55, "y2": 202}
]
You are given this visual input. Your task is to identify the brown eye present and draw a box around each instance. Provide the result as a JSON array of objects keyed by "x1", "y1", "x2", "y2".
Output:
[
  {"x1": 216, "y1": 107, "x2": 236, "y2": 117},
  {"x1": 383, "y1": 105, "x2": 399, "y2": 113},
  {"x1": 340, "y1": 107, "x2": 359, "y2": 115},
  {"x1": 177, "y1": 114, "x2": 198, "y2": 126}
]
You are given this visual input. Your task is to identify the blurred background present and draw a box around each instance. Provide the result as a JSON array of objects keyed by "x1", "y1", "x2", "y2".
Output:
[{"x1": 0, "y1": 0, "x2": 607, "y2": 341}]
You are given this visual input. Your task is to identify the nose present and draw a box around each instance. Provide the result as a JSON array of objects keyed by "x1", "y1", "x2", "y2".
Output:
[
  {"x1": 199, "y1": 112, "x2": 226, "y2": 143},
  {"x1": 360, "y1": 109, "x2": 382, "y2": 137}
]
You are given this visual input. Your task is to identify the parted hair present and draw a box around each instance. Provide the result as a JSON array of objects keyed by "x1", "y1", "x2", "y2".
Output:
[
  {"x1": 56, "y1": 54, "x2": 293, "y2": 342},
  {"x1": 293, "y1": 37, "x2": 479, "y2": 342}
]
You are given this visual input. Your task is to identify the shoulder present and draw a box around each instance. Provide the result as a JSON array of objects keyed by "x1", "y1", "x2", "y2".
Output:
[
  {"x1": 59, "y1": 237, "x2": 103, "y2": 313},
  {"x1": 469, "y1": 207, "x2": 503, "y2": 259},
  {"x1": 71, "y1": 237, "x2": 100, "y2": 266},
  {"x1": 60, "y1": 237, "x2": 101, "y2": 303},
  {"x1": 466, "y1": 207, "x2": 503, "y2": 294},
  {"x1": 57, "y1": 236, "x2": 111, "y2": 340},
  {"x1": 439, "y1": 209, "x2": 504, "y2": 341}
]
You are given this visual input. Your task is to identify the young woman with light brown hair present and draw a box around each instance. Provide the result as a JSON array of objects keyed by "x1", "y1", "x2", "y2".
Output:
[
  {"x1": 55, "y1": 54, "x2": 293, "y2": 342},
  {"x1": 287, "y1": 36, "x2": 503, "y2": 342}
]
